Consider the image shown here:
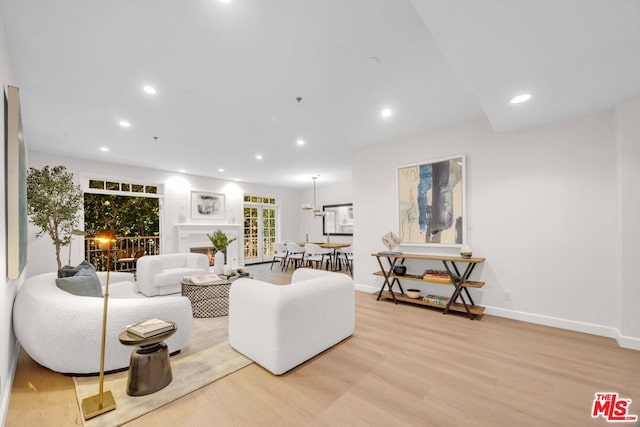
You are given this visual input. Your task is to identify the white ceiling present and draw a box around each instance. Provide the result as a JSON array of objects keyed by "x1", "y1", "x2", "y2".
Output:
[{"x1": 2, "y1": 0, "x2": 639, "y2": 188}]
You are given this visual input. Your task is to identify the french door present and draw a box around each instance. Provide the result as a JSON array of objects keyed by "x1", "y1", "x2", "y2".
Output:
[{"x1": 243, "y1": 196, "x2": 278, "y2": 264}]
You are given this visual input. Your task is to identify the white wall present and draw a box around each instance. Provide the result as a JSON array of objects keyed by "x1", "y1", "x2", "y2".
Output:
[
  {"x1": 354, "y1": 108, "x2": 640, "y2": 349},
  {"x1": 0, "y1": 10, "x2": 22, "y2": 424},
  {"x1": 300, "y1": 180, "x2": 353, "y2": 244},
  {"x1": 27, "y1": 151, "x2": 304, "y2": 276},
  {"x1": 616, "y1": 97, "x2": 640, "y2": 345}
]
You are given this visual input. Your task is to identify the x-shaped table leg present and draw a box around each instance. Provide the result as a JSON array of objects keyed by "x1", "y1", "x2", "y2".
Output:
[
  {"x1": 375, "y1": 255, "x2": 404, "y2": 303},
  {"x1": 442, "y1": 261, "x2": 478, "y2": 319}
]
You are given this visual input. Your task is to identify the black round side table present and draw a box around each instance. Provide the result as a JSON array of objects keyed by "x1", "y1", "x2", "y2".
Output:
[{"x1": 118, "y1": 325, "x2": 176, "y2": 396}]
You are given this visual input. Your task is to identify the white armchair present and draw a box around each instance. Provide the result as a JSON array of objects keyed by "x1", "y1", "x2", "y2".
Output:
[
  {"x1": 136, "y1": 253, "x2": 209, "y2": 296},
  {"x1": 229, "y1": 268, "x2": 354, "y2": 375}
]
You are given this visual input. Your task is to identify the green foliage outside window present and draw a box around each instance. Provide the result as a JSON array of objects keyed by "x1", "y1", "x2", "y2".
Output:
[
  {"x1": 243, "y1": 195, "x2": 276, "y2": 204},
  {"x1": 105, "y1": 181, "x2": 119, "y2": 191},
  {"x1": 83, "y1": 194, "x2": 159, "y2": 237},
  {"x1": 89, "y1": 179, "x2": 104, "y2": 189}
]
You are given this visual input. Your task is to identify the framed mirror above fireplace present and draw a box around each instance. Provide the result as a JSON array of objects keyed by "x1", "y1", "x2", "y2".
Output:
[{"x1": 322, "y1": 203, "x2": 353, "y2": 236}]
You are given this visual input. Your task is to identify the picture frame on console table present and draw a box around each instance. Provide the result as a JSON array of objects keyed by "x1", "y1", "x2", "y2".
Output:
[
  {"x1": 191, "y1": 191, "x2": 225, "y2": 220},
  {"x1": 397, "y1": 154, "x2": 466, "y2": 247}
]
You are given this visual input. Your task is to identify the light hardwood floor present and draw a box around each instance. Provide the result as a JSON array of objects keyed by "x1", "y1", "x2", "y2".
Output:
[{"x1": 7, "y1": 263, "x2": 640, "y2": 426}]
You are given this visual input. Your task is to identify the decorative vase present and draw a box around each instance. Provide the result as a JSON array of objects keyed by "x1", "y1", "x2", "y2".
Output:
[
  {"x1": 214, "y1": 251, "x2": 225, "y2": 274},
  {"x1": 393, "y1": 265, "x2": 407, "y2": 276}
]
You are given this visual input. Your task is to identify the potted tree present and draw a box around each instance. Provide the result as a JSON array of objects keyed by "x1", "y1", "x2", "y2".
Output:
[
  {"x1": 27, "y1": 165, "x2": 83, "y2": 269},
  {"x1": 207, "y1": 229, "x2": 236, "y2": 274}
]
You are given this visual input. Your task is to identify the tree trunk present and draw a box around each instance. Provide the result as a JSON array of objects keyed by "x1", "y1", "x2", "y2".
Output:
[{"x1": 55, "y1": 243, "x2": 62, "y2": 270}]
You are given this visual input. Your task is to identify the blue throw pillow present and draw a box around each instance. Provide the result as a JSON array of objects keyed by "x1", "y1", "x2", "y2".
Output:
[
  {"x1": 58, "y1": 260, "x2": 96, "y2": 278},
  {"x1": 55, "y1": 267, "x2": 103, "y2": 297}
]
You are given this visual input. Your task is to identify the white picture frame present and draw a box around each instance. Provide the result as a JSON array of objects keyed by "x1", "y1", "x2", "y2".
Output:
[{"x1": 191, "y1": 191, "x2": 225, "y2": 220}]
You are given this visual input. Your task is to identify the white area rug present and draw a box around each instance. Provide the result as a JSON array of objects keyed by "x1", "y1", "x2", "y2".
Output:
[{"x1": 74, "y1": 316, "x2": 252, "y2": 427}]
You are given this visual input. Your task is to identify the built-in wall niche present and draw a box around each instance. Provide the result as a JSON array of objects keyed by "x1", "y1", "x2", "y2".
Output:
[{"x1": 322, "y1": 203, "x2": 353, "y2": 236}]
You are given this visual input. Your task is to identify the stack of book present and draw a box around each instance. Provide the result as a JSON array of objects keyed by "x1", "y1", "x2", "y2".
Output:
[
  {"x1": 422, "y1": 269, "x2": 451, "y2": 283},
  {"x1": 183, "y1": 273, "x2": 229, "y2": 285},
  {"x1": 127, "y1": 318, "x2": 176, "y2": 339},
  {"x1": 423, "y1": 294, "x2": 449, "y2": 305}
]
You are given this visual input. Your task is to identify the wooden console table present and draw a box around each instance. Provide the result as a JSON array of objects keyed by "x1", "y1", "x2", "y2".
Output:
[{"x1": 372, "y1": 252, "x2": 486, "y2": 320}]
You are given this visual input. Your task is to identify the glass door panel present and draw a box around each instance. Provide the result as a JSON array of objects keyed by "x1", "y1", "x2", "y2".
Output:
[
  {"x1": 244, "y1": 205, "x2": 278, "y2": 264},
  {"x1": 262, "y1": 208, "x2": 276, "y2": 260},
  {"x1": 244, "y1": 207, "x2": 259, "y2": 262}
]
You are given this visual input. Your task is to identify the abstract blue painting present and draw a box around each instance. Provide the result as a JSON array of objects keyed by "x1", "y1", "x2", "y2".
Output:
[{"x1": 398, "y1": 155, "x2": 465, "y2": 246}]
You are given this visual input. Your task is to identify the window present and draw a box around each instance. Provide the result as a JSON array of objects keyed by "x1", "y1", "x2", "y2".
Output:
[
  {"x1": 87, "y1": 178, "x2": 157, "y2": 195},
  {"x1": 82, "y1": 176, "x2": 162, "y2": 271}
]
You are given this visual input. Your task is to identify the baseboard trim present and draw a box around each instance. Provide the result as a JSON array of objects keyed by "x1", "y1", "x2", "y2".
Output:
[
  {"x1": 485, "y1": 305, "x2": 619, "y2": 337},
  {"x1": 355, "y1": 284, "x2": 379, "y2": 294},
  {"x1": 0, "y1": 342, "x2": 20, "y2": 426},
  {"x1": 615, "y1": 332, "x2": 640, "y2": 350},
  {"x1": 486, "y1": 306, "x2": 640, "y2": 351},
  {"x1": 354, "y1": 285, "x2": 639, "y2": 351}
]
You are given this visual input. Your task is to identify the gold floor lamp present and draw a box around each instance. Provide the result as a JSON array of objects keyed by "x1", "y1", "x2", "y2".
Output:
[{"x1": 82, "y1": 230, "x2": 117, "y2": 419}]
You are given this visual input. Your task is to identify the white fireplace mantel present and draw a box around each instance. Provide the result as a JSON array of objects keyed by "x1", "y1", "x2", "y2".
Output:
[{"x1": 175, "y1": 223, "x2": 243, "y2": 267}]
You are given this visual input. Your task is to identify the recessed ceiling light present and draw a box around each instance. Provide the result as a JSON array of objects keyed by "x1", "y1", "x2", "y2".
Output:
[
  {"x1": 143, "y1": 85, "x2": 156, "y2": 95},
  {"x1": 100, "y1": 147, "x2": 109, "y2": 152},
  {"x1": 218, "y1": 168, "x2": 225, "y2": 172},
  {"x1": 381, "y1": 108, "x2": 392, "y2": 118},
  {"x1": 255, "y1": 154, "x2": 263, "y2": 160},
  {"x1": 119, "y1": 120, "x2": 131, "y2": 128},
  {"x1": 296, "y1": 139, "x2": 305, "y2": 146},
  {"x1": 510, "y1": 93, "x2": 531, "y2": 104}
]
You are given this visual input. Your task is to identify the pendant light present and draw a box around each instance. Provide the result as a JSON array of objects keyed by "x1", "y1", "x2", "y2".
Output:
[{"x1": 301, "y1": 176, "x2": 325, "y2": 217}]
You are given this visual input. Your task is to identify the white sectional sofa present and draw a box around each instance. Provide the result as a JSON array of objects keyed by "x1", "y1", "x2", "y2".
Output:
[
  {"x1": 136, "y1": 253, "x2": 209, "y2": 296},
  {"x1": 13, "y1": 271, "x2": 193, "y2": 374},
  {"x1": 228, "y1": 268, "x2": 355, "y2": 375}
]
